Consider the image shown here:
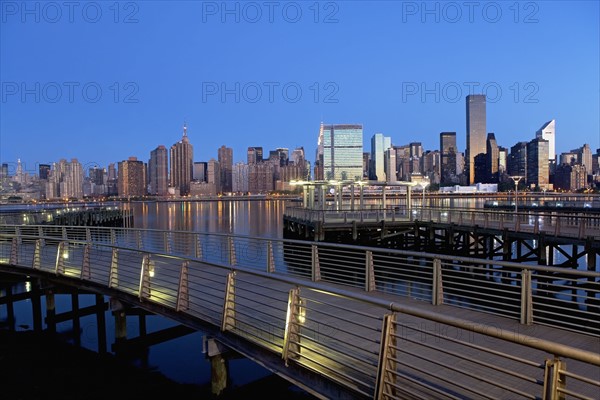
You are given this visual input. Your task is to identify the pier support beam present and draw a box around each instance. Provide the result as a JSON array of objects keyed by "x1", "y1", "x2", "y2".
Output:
[{"x1": 205, "y1": 338, "x2": 230, "y2": 396}]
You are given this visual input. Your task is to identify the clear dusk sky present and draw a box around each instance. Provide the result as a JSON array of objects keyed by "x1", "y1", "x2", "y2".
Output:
[{"x1": 1, "y1": 1, "x2": 599, "y2": 175}]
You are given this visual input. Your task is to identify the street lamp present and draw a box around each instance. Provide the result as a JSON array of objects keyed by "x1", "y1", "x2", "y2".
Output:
[
  {"x1": 420, "y1": 182, "x2": 430, "y2": 210},
  {"x1": 510, "y1": 176, "x2": 524, "y2": 213}
]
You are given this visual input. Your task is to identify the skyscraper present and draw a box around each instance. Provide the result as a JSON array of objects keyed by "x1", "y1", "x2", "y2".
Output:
[
  {"x1": 536, "y1": 120, "x2": 556, "y2": 162},
  {"x1": 149, "y1": 145, "x2": 168, "y2": 196},
  {"x1": 247, "y1": 147, "x2": 263, "y2": 164},
  {"x1": 321, "y1": 124, "x2": 363, "y2": 181},
  {"x1": 170, "y1": 124, "x2": 194, "y2": 196},
  {"x1": 218, "y1": 145, "x2": 233, "y2": 192},
  {"x1": 370, "y1": 133, "x2": 391, "y2": 181},
  {"x1": 440, "y1": 132, "x2": 457, "y2": 185},
  {"x1": 466, "y1": 94, "x2": 487, "y2": 185},
  {"x1": 486, "y1": 133, "x2": 499, "y2": 183},
  {"x1": 118, "y1": 156, "x2": 145, "y2": 197},
  {"x1": 527, "y1": 137, "x2": 549, "y2": 188}
]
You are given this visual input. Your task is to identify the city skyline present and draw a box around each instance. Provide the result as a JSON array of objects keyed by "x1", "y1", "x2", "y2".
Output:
[{"x1": 1, "y1": 1, "x2": 599, "y2": 171}]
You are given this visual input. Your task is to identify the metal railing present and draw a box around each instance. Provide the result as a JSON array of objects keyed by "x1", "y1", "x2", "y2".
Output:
[
  {"x1": 1, "y1": 224, "x2": 599, "y2": 337},
  {"x1": 0, "y1": 226, "x2": 598, "y2": 399},
  {"x1": 284, "y1": 206, "x2": 600, "y2": 240}
]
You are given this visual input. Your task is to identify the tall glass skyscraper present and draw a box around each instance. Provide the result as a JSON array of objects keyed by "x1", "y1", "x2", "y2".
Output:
[
  {"x1": 466, "y1": 94, "x2": 487, "y2": 185},
  {"x1": 322, "y1": 124, "x2": 363, "y2": 181},
  {"x1": 370, "y1": 133, "x2": 391, "y2": 181}
]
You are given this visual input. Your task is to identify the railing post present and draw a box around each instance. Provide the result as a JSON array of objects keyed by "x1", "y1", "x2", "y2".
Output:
[
  {"x1": 110, "y1": 229, "x2": 116, "y2": 245},
  {"x1": 176, "y1": 261, "x2": 189, "y2": 312},
  {"x1": 228, "y1": 236, "x2": 236, "y2": 266},
  {"x1": 136, "y1": 230, "x2": 143, "y2": 250},
  {"x1": 9, "y1": 237, "x2": 18, "y2": 265},
  {"x1": 195, "y1": 233, "x2": 203, "y2": 260},
  {"x1": 109, "y1": 248, "x2": 119, "y2": 288},
  {"x1": 543, "y1": 357, "x2": 566, "y2": 400},
  {"x1": 499, "y1": 213, "x2": 504, "y2": 230},
  {"x1": 15, "y1": 226, "x2": 21, "y2": 244},
  {"x1": 139, "y1": 254, "x2": 151, "y2": 300},
  {"x1": 432, "y1": 258, "x2": 444, "y2": 305},
  {"x1": 365, "y1": 250, "x2": 375, "y2": 292},
  {"x1": 221, "y1": 271, "x2": 236, "y2": 332},
  {"x1": 375, "y1": 313, "x2": 397, "y2": 400},
  {"x1": 515, "y1": 213, "x2": 521, "y2": 231},
  {"x1": 32, "y1": 239, "x2": 42, "y2": 270},
  {"x1": 81, "y1": 243, "x2": 91, "y2": 280},
  {"x1": 534, "y1": 216, "x2": 540, "y2": 234},
  {"x1": 38, "y1": 226, "x2": 45, "y2": 246},
  {"x1": 163, "y1": 231, "x2": 171, "y2": 254},
  {"x1": 311, "y1": 244, "x2": 321, "y2": 282},
  {"x1": 55, "y1": 242, "x2": 66, "y2": 275},
  {"x1": 578, "y1": 217, "x2": 586, "y2": 239},
  {"x1": 520, "y1": 269, "x2": 533, "y2": 325},
  {"x1": 282, "y1": 287, "x2": 302, "y2": 366},
  {"x1": 86, "y1": 227, "x2": 91, "y2": 243},
  {"x1": 554, "y1": 217, "x2": 561, "y2": 237},
  {"x1": 267, "y1": 241, "x2": 275, "y2": 273},
  {"x1": 484, "y1": 213, "x2": 489, "y2": 229}
]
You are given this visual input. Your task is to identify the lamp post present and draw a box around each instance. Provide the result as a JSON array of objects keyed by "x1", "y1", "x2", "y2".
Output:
[
  {"x1": 420, "y1": 182, "x2": 429, "y2": 211},
  {"x1": 510, "y1": 176, "x2": 523, "y2": 213}
]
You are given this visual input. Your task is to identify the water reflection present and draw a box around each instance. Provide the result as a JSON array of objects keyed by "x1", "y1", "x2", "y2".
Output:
[{"x1": 128, "y1": 199, "x2": 288, "y2": 238}]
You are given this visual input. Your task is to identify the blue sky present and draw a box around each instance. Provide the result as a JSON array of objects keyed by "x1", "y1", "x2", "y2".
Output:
[{"x1": 1, "y1": 1, "x2": 599, "y2": 175}]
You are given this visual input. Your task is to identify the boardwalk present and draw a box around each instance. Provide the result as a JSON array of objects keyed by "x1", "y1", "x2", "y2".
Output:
[{"x1": 0, "y1": 225, "x2": 599, "y2": 399}]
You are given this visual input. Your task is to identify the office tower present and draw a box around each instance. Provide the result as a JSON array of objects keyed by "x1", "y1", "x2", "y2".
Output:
[
  {"x1": 527, "y1": 137, "x2": 549, "y2": 188},
  {"x1": 560, "y1": 152, "x2": 578, "y2": 166},
  {"x1": 440, "y1": 132, "x2": 457, "y2": 184},
  {"x1": 498, "y1": 147, "x2": 508, "y2": 180},
  {"x1": 218, "y1": 145, "x2": 233, "y2": 192},
  {"x1": 207, "y1": 158, "x2": 221, "y2": 194},
  {"x1": 247, "y1": 147, "x2": 263, "y2": 164},
  {"x1": 554, "y1": 164, "x2": 587, "y2": 191},
  {"x1": 577, "y1": 144, "x2": 592, "y2": 180},
  {"x1": 170, "y1": 123, "x2": 194, "y2": 196},
  {"x1": 88, "y1": 166, "x2": 104, "y2": 185},
  {"x1": 536, "y1": 120, "x2": 556, "y2": 162},
  {"x1": 57, "y1": 158, "x2": 83, "y2": 199},
  {"x1": 149, "y1": 145, "x2": 168, "y2": 196},
  {"x1": 106, "y1": 163, "x2": 118, "y2": 196},
  {"x1": 118, "y1": 157, "x2": 145, "y2": 197},
  {"x1": 194, "y1": 162, "x2": 208, "y2": 182},
  {"x1": 268, "y1": 148, "x2": 289, "y2": 167},
  {"x1": 384, "y1": 148, "x2": 397, "y2": 182},
  {"x1": 232, "y1": 162, "x2": 249, "y2": 193},
  {"x1": 321, "y1": 124, "x2": 363, "y2": 181},
  {"x1": 39, "y1": 164, "x2": 51, "y2": 180},
  {"x1": 248, "y1": 162, "x2": 274, "y2": 193},
  {"x1": 314, "y1": 122, "x2": 325, "y2": 181},
  {"x1": 370, "y1": 133, "x2": 392, "y2": 181},
  {"x1": 422, "y1": 150, "x2": 441, "y2": 183},
  {"x1": 362, "y1": 152, "x2": 370, "y2": 179},
  {"x1": 508, "y1": 142, "x2": 528, "y2": 178},
  {"x1": 291, "y1": 147, "x2": 309, "y2": 180},
  {"x1": 486, "y1": 133, "x2": 499, "y2": 183},
  {"x1": 394, "y1": 145, "x2": 410, "y2": 181},
  {"x1": 466, "y1": 94, "x2": 487, "y2": 184}
]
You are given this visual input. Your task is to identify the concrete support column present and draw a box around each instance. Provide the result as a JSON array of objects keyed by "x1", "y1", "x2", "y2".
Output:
[{"x1": 205, "y1": 338, "x2": 230, "y2": 396}]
